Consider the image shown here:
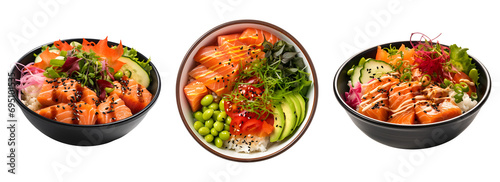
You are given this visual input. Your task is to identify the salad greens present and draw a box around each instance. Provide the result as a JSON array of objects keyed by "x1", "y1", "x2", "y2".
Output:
[
  {"x1": 228, "y1": 38, "x2": 310, "y2": 117},
  {"x1": 449, "y1": 44, "x2": 474, "y2": 73},
  {"x1": 449, "y1": 44, "x2": 480, "y2": 85}
]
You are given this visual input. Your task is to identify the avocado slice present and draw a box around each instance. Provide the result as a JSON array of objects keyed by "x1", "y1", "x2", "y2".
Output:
[
  {"x1": 287, "y1": 94, "x2": 302, "y2": 132},
  {"x1": 292, "y1": 93, "x2": 307, "y2": 131},
  {"x1": 269, "y1": 104, "x2": 285, "y2": 142},
  {"x1": 279, "y1": 96, "x2": 297, "y2": 141}
]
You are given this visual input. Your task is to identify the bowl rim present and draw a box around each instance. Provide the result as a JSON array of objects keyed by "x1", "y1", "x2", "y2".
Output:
[
  {"x1": 11, "y1": 38, "x2": 162, "y2": 129},
  {"x1": 176, "y1": 19, "x2": 318, "y2": 162},
  {"x1": 333, "y1": 40, "x2": 491, "y2": 129}
]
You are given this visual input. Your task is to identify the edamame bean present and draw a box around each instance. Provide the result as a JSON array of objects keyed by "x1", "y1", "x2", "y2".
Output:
[
  {"x1": 205, "y1": 134, "x2": 214, "y2": 143},
  {"x1": 201, "y1": 95, "x2": 214, "y2": 106},
  {"x1": 213, "y1": 121, "x2": 224, "y2": 132},
  {"x1": 358, "y1": 57, "x2": 367, "y2": 66},
  {"x1": 205, "y1": 119, "x2": 214, "y2": 129},
  {"x1": 219, "y1": 131, "x2": 230, "y2": 141},
  {"x1": 225, "y1": 116, "x2": 232, "y2": 125},
  {"x1": 193, "y1": 121, "x2": 204, "y2": 131},
  {"x1": 211, "y1": 128, "x2": 218, "y2": 136},
  {"x1": 208, "y1": 103, "x2": 219, "y2": 110},
  {"x1": 202, "y1": 109, "x2": 214, "y2": 120},
  {"x1": 194, "y1": 111, "x2": 204, "y2": 122},
  {"x1": 105, "y1": 87, "x2": 114, "y2": 94},
  {"x1": 219, "y1": 99, "x2": 225, "y2": 111},
  {"x1": 347, "y1": 68, "x2": 354, "y2": 76},
  {"x1": 224, "y1": 123, "x2": 230, "y2": 131},
  {"x1": 214, "y1": 137, "x2": 223, "y2": 148},
  {"x1": 198, "y1": 127, "x2": 210, "y2": 136},
  {"x1": 217, "y1": 112, "x2": 227, "y2": 122},
  {"x1": 114, "y1": 71, "x2": 123, "y2": 79},
  {"x1": 212, "y1": 110, "x2": 221, "y2": 120}
]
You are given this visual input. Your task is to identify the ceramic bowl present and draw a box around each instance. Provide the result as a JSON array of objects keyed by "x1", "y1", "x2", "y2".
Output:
[
  {"x1": 11, "y1": 38, "x2": 161, "y2": 146},
  {"x1": 177, "y1": 20, "x2": 318, "y2": 161},
  {"x1": 333, "y1": 41, "x2": 491, "y2": 149}
]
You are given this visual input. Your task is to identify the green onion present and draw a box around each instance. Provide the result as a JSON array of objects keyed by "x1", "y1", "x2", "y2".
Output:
[
  {"x1": 470, "y1": 92, "x2": 478, "y2": 100},
  {"x1": 60, "y1": 50, "x2": 67, "y2": 57},
  {"x1": 420, "y1": 74, "x2": 431, "y2": 87},
  {"x1": 454, "y1": 92, "x2": 464, "y2": 103},
  {"x1": 50, "y1": 59, "x2": 65, "y2": 67},
  {"x1": 400, "y1": 72, "x2": 412, "y2": 82},
  {"x1": 457, "y1": 82, "x2": 469, "y2": 93},
  {"x1": 440, "y1": 78, "x2": 452, "y2": 88},
  {"x1": 393, "y1": 60, "x2": 404, "y2": 72},
  {"x1": 44, "y1": 67, "x2": 60, "y2": 78}
]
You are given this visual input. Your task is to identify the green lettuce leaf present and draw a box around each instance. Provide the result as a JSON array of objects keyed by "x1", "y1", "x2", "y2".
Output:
[{"x1": 449, "y1": 44, "x2": 475, "y2": 73}]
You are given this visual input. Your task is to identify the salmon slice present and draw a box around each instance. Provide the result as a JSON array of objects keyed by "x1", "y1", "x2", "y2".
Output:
[
  {"x1": 184, "y1": 81, "x2": 209, "y2": 112},
  {"x1": 190, "y1": 47, "x2": 264, "y2": 96},
  {"x1": 110, "y1": 81, "x2": 123, "y2": 97},
  {"x1": 96, "y1": 95, "x2": 132, "y2": 124},
  {"x1": 218, "y1": 33, "x2": 243, "y2": 46},
  {"x1": 116, "y1": 78, "x2": 153, "y2": 114},
  {"x1": 35, "y1": 101, "x2": 97, "y2": 125},
  {"x1": 36, "y1": 103, "x2": 74, "y2": 124},
  {"x1": 358, "y1": 74, "x2": 399, "y2": 121},
  {"x1": 78, "y1": 85, "x2": 99, "y2": 107},
  {"x1": 387, "y1": 82, "x2": 421, "y2": 124},
  {"x1": 415, "y1": 98, "x2": 461, "y2": 124},
  {"x1": 72, "y1": 101, "x2": 98, "y2": 125},
  {"x1": 194, "y1": 44, "x2": 261, "y2": 72},
  {"x1": 239, "y1": 28, "x2": 279, "y2": 45},
  {"x1": 186, "y1": 28, "x2": 279, "y2": 97},
  {"x1": 37, "y1": 78, "x2": 78, "y2": 107},
  {"x1": 188, "y1": 64, "x2": 235, "y2": 96}
]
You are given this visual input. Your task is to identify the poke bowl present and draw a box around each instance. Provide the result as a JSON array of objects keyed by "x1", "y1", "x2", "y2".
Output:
[
  {"x1": 11, "y1": 38, "x2": 161, "y2": 146},
  {"x1": 177, "y1": 20, "x2": 318, "y2": 162},
  {"x1": 334, "y1": 35, "x2": 491, "y2": 149}
]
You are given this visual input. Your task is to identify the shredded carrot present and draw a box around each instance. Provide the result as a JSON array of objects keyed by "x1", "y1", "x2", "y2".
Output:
[
  {"x1": 81, "y1": 37, "x2": 125, "y2": 71},
  {"x1": 33, "y1": 48, "x2": 59, "y2": 70},
  {"x1": 53, "y1": 40, "x2": 73, "y2": 51}
]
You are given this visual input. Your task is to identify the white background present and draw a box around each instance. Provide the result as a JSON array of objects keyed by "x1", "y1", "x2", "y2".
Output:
[{"x1": 1, "y1": 0, "x2": 499, "y2": 181}]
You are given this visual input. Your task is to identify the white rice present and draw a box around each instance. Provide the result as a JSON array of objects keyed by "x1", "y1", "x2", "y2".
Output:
[
  {"x1": 449, "y1": 90, "x2": 477, "y2": 113},
  {"x1": 20, "y1": 85, "x2": 42, "y2": 111},
  {"x1": 224, "y1": 135, "x2": 269, "y2": 153}
]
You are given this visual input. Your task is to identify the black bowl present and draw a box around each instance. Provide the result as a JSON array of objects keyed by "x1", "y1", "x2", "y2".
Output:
[
  {"x1": 334, "y1": 41, "x2": 491, "y2": 149},
  {"x1": 11, "y1": 38, "x2": 161, "y2": 146}
]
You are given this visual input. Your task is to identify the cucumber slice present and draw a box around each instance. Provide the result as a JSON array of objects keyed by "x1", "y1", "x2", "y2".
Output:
[
  {"x1": 350, "y1": 66, "x2": 362, "y2": 84},
  {"x1": 359, "y1": 59, "x2": 393, "y2": 84},
  {"x1": 117, "y1": 57, "x2": 151, "y2": 88}
]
